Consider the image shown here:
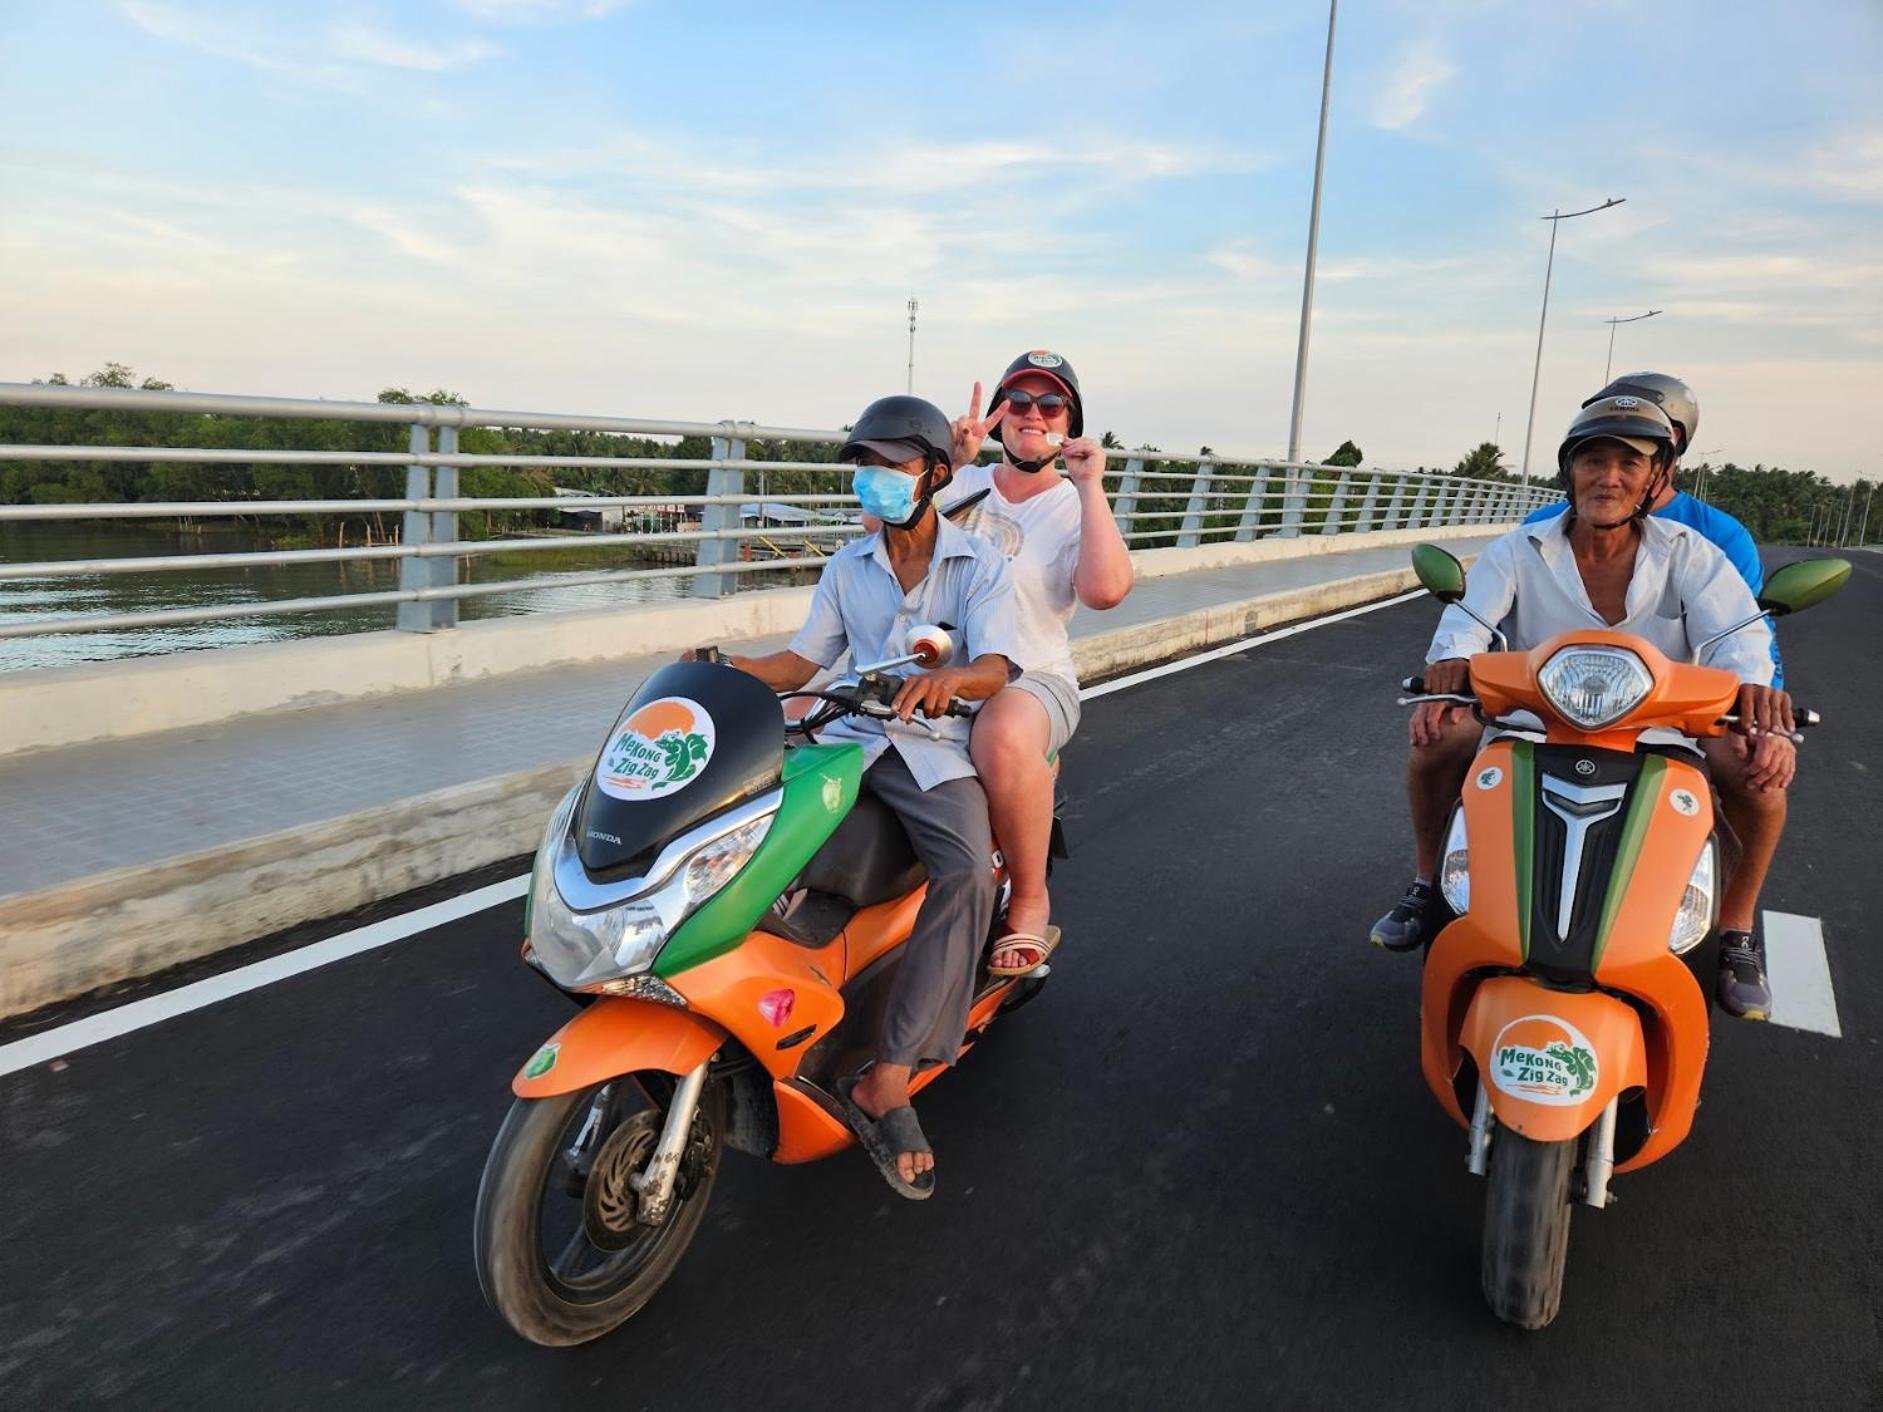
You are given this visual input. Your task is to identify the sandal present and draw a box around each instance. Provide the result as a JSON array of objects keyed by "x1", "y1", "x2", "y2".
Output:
[
  {"x1": 988, "y1": 925, "x2": 1061, "y2": 978},
  {"x1": 835, "y1": 1075, "x2": 935, "y2": 1201}
]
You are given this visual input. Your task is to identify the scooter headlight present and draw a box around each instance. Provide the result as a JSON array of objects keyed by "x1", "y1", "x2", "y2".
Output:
[
  {"x1": 526, "y1": 797, "x2": 773, "y2": 993},
  {"x1": 1667, "y1": 838, "x2": 1719, "y2": 955},
  {"x1": 1439, "y1": 806, "x2": 1470, "y2": 915},
  {"x1": 1538, "y1": 646, "x2": 1653, "y2": 730}
]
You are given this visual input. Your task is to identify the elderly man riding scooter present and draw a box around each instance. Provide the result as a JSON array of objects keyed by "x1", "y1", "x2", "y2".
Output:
[
  {"x1": 706, "y1": 395, "x2": 1019, "y2": 1198},
  {"x1": 1371, "y1": 395, "x2": 1792, "y2": 1019}
]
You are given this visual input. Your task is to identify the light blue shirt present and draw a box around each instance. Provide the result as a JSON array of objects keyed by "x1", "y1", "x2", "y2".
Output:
[{"x1": 789, "y1": 514, "x2": 1021, "y2": 790}]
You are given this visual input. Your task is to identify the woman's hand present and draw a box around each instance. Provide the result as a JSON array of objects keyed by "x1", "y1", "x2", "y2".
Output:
[
  {"x1": 951, "y1": 381, "x2": 1009, "y2": 466},
  {"x1": 1061, "y1": 436, "x2": 1106, "y2": 487}
]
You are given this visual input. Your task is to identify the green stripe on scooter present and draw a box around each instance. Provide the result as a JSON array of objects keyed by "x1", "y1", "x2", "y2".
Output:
[
  {"x1": 1592, "y1": 753, "x2": 1668, "y2": 972},
  {"x1": 1510, "y1": 741, "x2": 1535, "y2": 963}
]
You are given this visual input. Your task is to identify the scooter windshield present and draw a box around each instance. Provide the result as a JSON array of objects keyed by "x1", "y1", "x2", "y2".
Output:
[{"x1": 575, "y1": 661, "x2": 785, "y2": 877}]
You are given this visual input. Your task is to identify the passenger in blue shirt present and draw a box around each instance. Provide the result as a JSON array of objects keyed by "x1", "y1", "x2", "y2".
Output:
[{"x1": 1516, "y1": 372, "x2": 1789, "y2": 1019}]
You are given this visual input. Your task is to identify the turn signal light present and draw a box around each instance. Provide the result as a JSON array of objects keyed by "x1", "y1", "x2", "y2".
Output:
[{"x1": 758, "y1": 988, "x2": 796, "y2": 1028}]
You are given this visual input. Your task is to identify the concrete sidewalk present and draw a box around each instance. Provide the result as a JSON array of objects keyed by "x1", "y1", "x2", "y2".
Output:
[{"x1": 0, "y1": 529, "x2": 1496, "y2": 1016}]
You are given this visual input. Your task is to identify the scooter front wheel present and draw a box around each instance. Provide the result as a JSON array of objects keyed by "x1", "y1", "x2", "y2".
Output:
[
  {"x1": 1480, "y1": 1121, "x2": 1575, "y2": 1330},
  {"x1": 473, "y1": 1074, "x2": 724, "y2": 1346}
]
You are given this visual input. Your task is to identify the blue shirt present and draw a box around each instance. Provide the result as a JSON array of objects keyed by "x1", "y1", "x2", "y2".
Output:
[
  {"x1": 789, "y1": 514, "x2": 1021, "y2": 790},
  {"x1": 1524, "y1": 491, "x2": 1782, "y2": 687}
]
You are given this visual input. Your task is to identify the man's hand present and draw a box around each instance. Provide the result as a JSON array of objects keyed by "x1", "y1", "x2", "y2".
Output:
[
  {"x1": 1061, "y1": 436, "x2": 1107, "y2": 487},
  {"x1": 1734, "y1": 683, "x2": 1795, "y2": 739},
  {"x1": 1740, "y1": 731, "x2": 1797, "y2": 792},
  {"x1": 1409, "y1": 658, "x2": 1472, "y2": 747},
  {"x1": 951, "y1": 381, "x2": 1010, "y2": 467},
  {"x1": 892, "y1": 668, "x2": 971, "y2": 724}
]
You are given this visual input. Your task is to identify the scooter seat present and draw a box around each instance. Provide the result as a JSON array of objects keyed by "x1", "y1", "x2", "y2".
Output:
[{"x1": 799, "y1": 789, "x2": 926, "y2": 908}]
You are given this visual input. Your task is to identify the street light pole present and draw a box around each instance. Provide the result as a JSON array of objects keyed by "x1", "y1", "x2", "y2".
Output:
[
  {"x1": 1285, "y1": 0, "x2": 1338, "y2": 465},
  {"x1": 1603, "y1": 308, "x2": 1662, "y2": 383},
  {"x1": 1519, "y1": 197, "x2": 1626, "y2": 487},
  {"x1": 1857, "y1": 482, "x2": 1875, "y2": 547},
  {"x1": 905, "y1": 298, "x2": 918, "y2": 395}
]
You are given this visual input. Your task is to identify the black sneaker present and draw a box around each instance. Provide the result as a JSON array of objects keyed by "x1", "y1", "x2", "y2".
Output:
[
  {"x1": 1371, "y1": 880, "x2": 1438, "y2": 953},
  {"x1": 1717, "y1": 930, "x2": 1772, "y2": 1020}
]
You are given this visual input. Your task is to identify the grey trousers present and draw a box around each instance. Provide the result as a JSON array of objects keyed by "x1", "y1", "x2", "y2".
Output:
[{"x1": 861, "y1": 748, "x2": 997, "y2": 1070}]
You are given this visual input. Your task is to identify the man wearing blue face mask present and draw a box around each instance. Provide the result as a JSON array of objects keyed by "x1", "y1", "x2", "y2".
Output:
[{"x1": 712, "y1": 394, "x2": 1021, "y2": 1199}]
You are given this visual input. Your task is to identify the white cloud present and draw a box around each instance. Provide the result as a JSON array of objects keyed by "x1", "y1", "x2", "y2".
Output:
[
  {"x1": 1807, "y1": 129, "x2": 1883, "y2": 200},
  {"x1": 119, "y1": 1, "x2": 306, "y2": 76},
  {"x1": 451, "y1": 0, "x2": 633, "y2": 22},
  {"x1": 1373, "y1": 39, "x2": 1457, "y2": 131},
  {"x1": 330, "y1": 25, "x2": 498, "y2": 72}
]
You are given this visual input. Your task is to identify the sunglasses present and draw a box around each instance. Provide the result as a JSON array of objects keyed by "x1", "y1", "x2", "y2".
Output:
[{"x1": 1002, "y1": 390, "x2": 1072, "y2": 416}]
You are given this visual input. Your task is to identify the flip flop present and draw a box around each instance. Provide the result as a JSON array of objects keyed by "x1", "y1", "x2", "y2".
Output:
[
  {"x1": 987, "y1": 925, "x2": 1061, "y2": 978},
  {"x1": 835, "y1": 1076, "x2": 935, "y2": 1202}
]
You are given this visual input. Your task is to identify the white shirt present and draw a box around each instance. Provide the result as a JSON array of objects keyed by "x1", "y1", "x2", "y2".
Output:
[
  {"x1": 944, "y1": 464, "x2": 1083, "y2": 684},
  {"x1": 788, "y1": 514, "x2": 1021, "y2": 791},
  {"x1": 1427, "y1": 513, "x2": 1774, "y2": 684}
]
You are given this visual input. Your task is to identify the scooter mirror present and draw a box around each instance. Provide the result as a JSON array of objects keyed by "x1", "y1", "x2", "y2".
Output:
[
  {"x1": 1757, "y1": 557, "x2": 1851, "y2": 617},
  {"x1": 1411, "y1": 543, "x2": 1467, "y2": 603},
  {"x1": 906, "y1": 624, "x2": 956, "y2": 668}
]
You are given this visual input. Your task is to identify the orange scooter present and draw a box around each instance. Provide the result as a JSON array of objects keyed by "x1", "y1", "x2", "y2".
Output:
[
  {"x1": 472, "y1": 628, "x2": 1062, "y2": 1346},
  {"x1": 1402, "y1": 545, "x2": 1848, "y2": 1330}
]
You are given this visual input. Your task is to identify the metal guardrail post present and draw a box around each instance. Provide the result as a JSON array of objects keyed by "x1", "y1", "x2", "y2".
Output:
[
  {"x1": 1382, "y1": 475, "x2": 1408, "y2": 530},
  {"x1": 1351, "y1": 472, "x2": 1381, "y2": 533},
  {"x1": 1279, "y1": 465, "x2": 1310, "y2": 537},
  {"x1": 1407, "y1": 479, "x2": 1433, "y2": 528},
  {"x1": 1233, "y1": 466, "x2": 1273, "y2": 541},
  {"x1": 691, "y1": 425, "x2": 746, "y2": 598},
  {"x1": 396, "y1": 424, "x2": 432, "y2": 632},
  {"x1": 1176, "y1": 460, "x2": 1215, "y2": 547},
  {"x1": 430, "y1": 426, "x2": 461, "y2": 629},
  {"x1": 1319, "y1": 470, "x2": 1352, "y2": 535},
  {"x1": 1111, "y1": 457, "x2": 1144, "y2": 533}
]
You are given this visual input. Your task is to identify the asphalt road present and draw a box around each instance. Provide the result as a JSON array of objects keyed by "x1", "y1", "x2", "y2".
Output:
[{"x1": 3, "y1": 549, "x2": 1879, "y2": 1408}]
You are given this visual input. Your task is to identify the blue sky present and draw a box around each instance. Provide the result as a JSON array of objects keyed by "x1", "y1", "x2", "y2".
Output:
[{"x1": 3, "y1": 0, "x2": 1879, "y2": 477}]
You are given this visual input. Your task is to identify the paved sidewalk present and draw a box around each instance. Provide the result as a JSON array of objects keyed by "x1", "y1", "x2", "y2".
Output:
[{"x1": 0, "y1": 536, "x2": 1481, "y2": 901}]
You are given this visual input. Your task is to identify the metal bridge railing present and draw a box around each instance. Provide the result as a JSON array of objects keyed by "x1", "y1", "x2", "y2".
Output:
[{"x1": 0, "y1": 382, "x2": 1561, "y2": 647}]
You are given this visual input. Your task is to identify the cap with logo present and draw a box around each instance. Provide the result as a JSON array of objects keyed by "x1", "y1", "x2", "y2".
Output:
[
  {"x1": 1582, "y1": 371, "x2": 1698, "y2": 452},
  {"x1": 1557, "y1": 394, "x2": 1678, "y2": 473},
  {"x1": 988, "y1": 349, "x2": 1084, "y2": 449}
]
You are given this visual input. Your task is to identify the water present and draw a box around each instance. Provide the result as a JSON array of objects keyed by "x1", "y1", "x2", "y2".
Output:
[{"x1": 0, "y1": 521, "x2": 767, "y2": 673}]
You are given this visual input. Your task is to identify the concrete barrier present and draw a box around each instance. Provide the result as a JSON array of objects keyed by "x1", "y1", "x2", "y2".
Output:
[
  {"x1": 0, "y1": 551, "x2": 1480, "y2": 1019},
  {"x1": 0, "y1": 524, "x2": 1508, "y2": 761}
]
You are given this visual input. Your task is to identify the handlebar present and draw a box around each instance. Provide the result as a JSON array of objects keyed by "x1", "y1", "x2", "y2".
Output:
[{"x1": 1397, "y1": 674, "x2": 1822, "y2": 743}]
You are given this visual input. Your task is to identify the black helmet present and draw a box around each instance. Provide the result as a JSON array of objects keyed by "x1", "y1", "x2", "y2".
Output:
[
  {"x1": 1583, "y1": 371, "x2": 1698, "y2": 452},
  {"x1": 989, "y1": 349, "x2": 1085, "y2": 452},
  {"x1": 839, "y1": 395, "x2": 954, "y2": 469},
  {"x1": 1557, "y1": 396, "x2": 1678, "y2": 522}
]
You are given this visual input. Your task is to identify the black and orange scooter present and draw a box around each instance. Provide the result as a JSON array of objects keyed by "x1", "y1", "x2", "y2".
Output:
[
  {"x1": 1401, "y1": 545, "x2": 1848, "y2": 1329},
  {"x1": 473, "y1": 627, "x2": 1062, "y2": 1345}
]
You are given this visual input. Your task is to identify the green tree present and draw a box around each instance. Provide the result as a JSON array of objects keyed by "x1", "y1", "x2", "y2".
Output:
[
  {"x1": 1323, "y1": 440, "x2": 1363, "y2": 467},
  {"x1": 1453, "y1": 442, "x2": 1507, "y2": 479}
]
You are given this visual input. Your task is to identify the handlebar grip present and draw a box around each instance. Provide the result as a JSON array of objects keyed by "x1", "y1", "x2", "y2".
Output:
[
  {"x1": 944, "y1": 701, "x2": 975, "y2": 719},
  {"x1": 1402, "y1": 676, "x2": 1427, "y2": 695},
  {"x1": 693, "y1": 644, "x2": 723, "y2": 664},
  {"x1": 1796, "y1": 707, "x2": 1821, "y2": 728}
]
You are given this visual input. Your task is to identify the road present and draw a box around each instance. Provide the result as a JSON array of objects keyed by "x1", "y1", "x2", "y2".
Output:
[{"x1": 3, "y1": 549, "x2": 1879, "y2": 1408}]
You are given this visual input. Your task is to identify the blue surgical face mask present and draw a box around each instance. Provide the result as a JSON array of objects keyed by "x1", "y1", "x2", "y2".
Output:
[{"x1": 852, "y1": 465, "x2": 925, "y2": 527}]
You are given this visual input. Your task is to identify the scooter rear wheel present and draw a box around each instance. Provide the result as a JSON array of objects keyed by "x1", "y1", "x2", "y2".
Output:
[
  {"x1": 474, "y1": 1074, "x2": 724, "y2": 1346},
  {"x1": 1481, "y1": 1121, "x2": 1576, "y2": 1330}
]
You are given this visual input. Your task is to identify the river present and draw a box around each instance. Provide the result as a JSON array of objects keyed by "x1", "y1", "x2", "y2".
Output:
[{"x1": 0, "y1": 522, "x2": 766, "y2": 674}]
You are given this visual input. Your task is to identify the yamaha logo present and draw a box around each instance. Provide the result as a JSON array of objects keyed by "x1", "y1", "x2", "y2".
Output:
[{"x1": 1574, "y1": 759, "x2": 1597, "y2": 777}]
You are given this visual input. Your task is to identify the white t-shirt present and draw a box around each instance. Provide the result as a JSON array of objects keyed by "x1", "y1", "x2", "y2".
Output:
[{"x1": 944, "y1": 463, "x2": 1083, "y2": 683}]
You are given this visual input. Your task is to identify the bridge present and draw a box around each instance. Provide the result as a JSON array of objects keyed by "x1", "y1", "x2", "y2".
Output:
[{"x1": 1, "y1": 383, "x2": 1877, "y2": 1404}]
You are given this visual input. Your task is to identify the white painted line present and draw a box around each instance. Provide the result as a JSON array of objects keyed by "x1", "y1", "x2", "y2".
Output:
[
  {"x1": 1, "y1": 586, "x2": 1424, "y2": 1073},
  {"x1": 1761, "y1": 910, "x2": 1842, "y2": 1037},
  {"x1": 1081, "y1": 590, "x2": 1422, "y2": 700},
  {"x1": 0, "y1": 875, "x2": 529, "y2": 1078}
]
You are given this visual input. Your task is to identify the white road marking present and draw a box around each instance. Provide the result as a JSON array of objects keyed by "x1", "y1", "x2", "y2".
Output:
[
  {"x1": 0, "y1": 588, "x2": 1422, "y2": 1073},
  {"x1": 0, "y1": 875, "x2": 529, "y2": 1078},
  {"x1": 1761, "y1": 910, "x2": 1842, "y2": 1037}
]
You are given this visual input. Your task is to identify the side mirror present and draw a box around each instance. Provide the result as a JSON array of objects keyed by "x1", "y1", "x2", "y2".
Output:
[
  {"x1": 1411, "y1": 543, "x2": 1467, "y2": 603},
  {"x1": 1756, "y1": 558, "x2": 1851, "y2": 617},
  {"x1": 906, "y1": 623, "x2": 956, "y2": 668}
]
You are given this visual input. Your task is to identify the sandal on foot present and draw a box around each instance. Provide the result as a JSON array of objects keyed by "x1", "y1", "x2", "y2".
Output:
[
  {"x1": 988, "y1": 925, "x2": 1061, "y2": 978},
  {"x1": 835, "y1": 1076, "x2": 935, "y2": 1201}
]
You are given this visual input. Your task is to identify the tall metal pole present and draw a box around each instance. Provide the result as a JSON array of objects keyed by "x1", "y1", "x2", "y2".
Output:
[
  {"x1": 1519, "y1": 197, "x2": 1625, "y2": 486},
  {"x1": 1494, "y1": 410, "x2": 1502, "y2": 447},
  {"x1": 1857, "y1": 482, "x2": 1875, "y2": 547},
  {"x1": 906, "y1": 298, "x2": 918, "y2": 395},
  {"x1": 1603, "y1": 309, "x2": 1662, "y2": 382},
  {"x1": 1285, "y1": 0, "x2": 1337, "y2": 465},
  {"x1": 1839, "y1": 482, "x2": 1857, "y2": 547}
]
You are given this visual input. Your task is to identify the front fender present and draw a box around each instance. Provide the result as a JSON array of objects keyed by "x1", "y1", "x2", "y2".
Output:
[
  {"x1": 1459, "y1": 977, "x2": 1647, "y2": 1143},
  {"x1": 511, "y1": 998, "x2": 728, "y2": 1098}
]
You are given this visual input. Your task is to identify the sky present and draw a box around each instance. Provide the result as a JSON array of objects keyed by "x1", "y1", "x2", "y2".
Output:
[{"x1": 2, "y1": 0, "x2": 1880, "y2": 479}]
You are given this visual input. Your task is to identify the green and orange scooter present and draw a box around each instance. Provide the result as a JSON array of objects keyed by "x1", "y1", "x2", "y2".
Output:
[{"x1": 473, "y1": 627, "x2": 1059, "y2": 1346}]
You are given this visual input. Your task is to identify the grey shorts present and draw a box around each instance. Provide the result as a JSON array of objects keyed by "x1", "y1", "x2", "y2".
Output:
[{"x1": 1007, "y1": 671, "x2": 1082, "y2": 762}]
